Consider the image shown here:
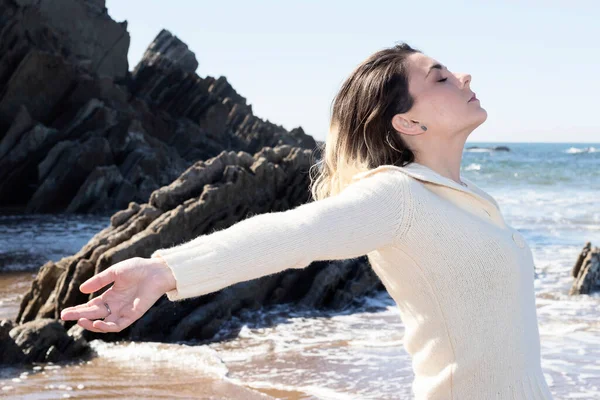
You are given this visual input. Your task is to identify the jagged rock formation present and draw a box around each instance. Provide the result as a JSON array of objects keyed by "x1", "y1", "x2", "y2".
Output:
[
  {"x1": 0, "y1": 0, "x2": 317, "y2": 214},
  {"x1": 13, "y1": 147, "x2": 384, "y2": 351},
  {"x1": 569, "y1": 242, "x2": 600, "y2": 295},
  {"x1": 0, "y1": 0, "x2": 381, "y2": 367}
]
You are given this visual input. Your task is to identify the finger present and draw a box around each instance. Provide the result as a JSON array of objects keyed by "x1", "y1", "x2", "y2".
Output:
[
  {"x1": 77, "y1": 318, "x2": 106, "y2": 333},
  {"x1": 61, "y1": 300, "x2": 97, "y2": 320},
  {"x1": 92, "y1": 315, "x2": 133, "y2": 333},
  {"x1": 61, "y1": 304, "x2": 91, "y2": 320},
  {"x1": 80, "y1": 266, "x2": 117, "y2": 294},
  {"x1": 61, "y1": 297, "x2": 111, "y2": 321},
  {"x1": 69, "y1": 299, "x2": 96, "y2": 309},
  {"x1": 61, "y1": 299, "x2": 94, "y2": 315}
]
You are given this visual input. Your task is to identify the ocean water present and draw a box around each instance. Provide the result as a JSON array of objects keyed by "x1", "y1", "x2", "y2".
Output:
[{"x1": 0, "y1": 142, "x2": 598, "y2": 399}]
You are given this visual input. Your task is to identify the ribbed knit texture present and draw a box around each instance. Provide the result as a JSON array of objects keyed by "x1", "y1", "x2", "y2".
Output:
[{"x1": 151, "y1": 162, "x2": 554, "y2": 400}]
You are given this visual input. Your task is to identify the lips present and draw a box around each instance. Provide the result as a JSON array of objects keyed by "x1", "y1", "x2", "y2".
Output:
[{"x1": 468, "y1": 93, "x2": 477, "y2": 102}]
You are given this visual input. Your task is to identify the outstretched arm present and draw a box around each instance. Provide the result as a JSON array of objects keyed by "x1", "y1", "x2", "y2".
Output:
[{"x1": 151, "y1": 169, "x2": 413, "y2": 301}]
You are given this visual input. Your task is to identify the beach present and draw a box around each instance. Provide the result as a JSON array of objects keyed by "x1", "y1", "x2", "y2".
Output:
[{"x1": 1, "y1": 143, "x2": 599, "y2": 399}]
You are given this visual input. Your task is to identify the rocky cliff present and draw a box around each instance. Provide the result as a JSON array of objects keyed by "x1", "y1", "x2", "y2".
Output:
[
  {"x1": 0, "y1": 0, "x2": 317, "y2": 214},
  {"x1": 0, "y1": 0, "x2": 384, "y2": 366}
]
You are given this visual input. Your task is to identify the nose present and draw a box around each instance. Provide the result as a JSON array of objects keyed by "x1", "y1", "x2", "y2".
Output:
[{"x1": 457, "y1": 72, "x2": 471, "y2": 88}]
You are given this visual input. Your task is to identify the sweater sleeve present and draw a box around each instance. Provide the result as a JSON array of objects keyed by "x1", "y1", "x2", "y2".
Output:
[{"x1": 150, "y1": 169, "x2": 412, "y2": 302}]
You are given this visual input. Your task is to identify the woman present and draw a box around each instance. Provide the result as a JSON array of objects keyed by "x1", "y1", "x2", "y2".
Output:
[{"x1": 60, "y1": 43, "x2": 554, "y2": 399}]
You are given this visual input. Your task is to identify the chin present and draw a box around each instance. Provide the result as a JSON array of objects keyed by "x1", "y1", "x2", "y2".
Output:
[
  {"x1": 471, "y1": 106, "x2": 488, "y2": 123},
  {"x1": 463, "y1": 110, "x2": 487, "y2": 132},
  {"x1": 478, "y1": 107, "x2": 488, "y2": 122}
]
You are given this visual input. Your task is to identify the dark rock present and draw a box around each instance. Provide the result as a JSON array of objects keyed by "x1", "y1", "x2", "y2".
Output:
[
  {"x1": 0, "y1": 318, "x2": 90, "y2": 365},
  {"x1": 17, "y1": 260, "x2": 66, "y2": 323},
  {"x1": 16, "y1": 146, "x2": 383, "y2": 348},
  {"x1": 1, "y1": 0, "x2": 372, "y2": 368},
  {"x1": 19, "y1": 0, "x2": 129, "y2": 79},
  {"x1": 0, "y1": 49, "x2": 76, "y2": 126},
  {"x1": 110, "y1": 202, "x2": 141, "y2": 228},
  {"x1": 132, "y1": 29, "x2": 198, "y2": 75},
  {"x1": 466, "y1": 145, "x2": 510, "y2": 152},
  {"x1": 570, "y1": 242, "x2": 600, "y2": 295},
  {"x1": 0, "y1": 121, "x2": 64, "y2": 207},
  {"x1": 0, "y1": 319, "x2": 25, "y2": 365},
  {"x1": 65, "y1": 165, "x2": 125, "y2": 214},
  {"x1": 0, "y1": 0, "x2": 317, "y2": 214},
  {"x1": 26, "y1": 135, "x2": 115, "y2": 213},
  {"x1": 0, "y1": 105, "x2": 35, "y2": 160}
]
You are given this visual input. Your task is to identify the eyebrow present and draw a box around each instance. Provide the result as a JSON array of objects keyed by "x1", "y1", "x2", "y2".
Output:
[{"x1": 425, "y1": 63, "x2": 446, "y2": 79}]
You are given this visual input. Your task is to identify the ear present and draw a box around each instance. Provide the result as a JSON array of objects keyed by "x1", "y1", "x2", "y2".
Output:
[{"x1": 391, "y1": 114, "x2": 421, "y2": 136}]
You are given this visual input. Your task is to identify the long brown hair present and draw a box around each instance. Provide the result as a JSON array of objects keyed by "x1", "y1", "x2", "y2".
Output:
[{"x1": 309, "y1": 42, "x2": 422, "y2": 201}]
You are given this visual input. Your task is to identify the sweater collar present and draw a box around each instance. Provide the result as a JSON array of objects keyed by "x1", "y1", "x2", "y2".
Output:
[{"x1": 351, "y1": 162, "x2": 498, "y2": 212}]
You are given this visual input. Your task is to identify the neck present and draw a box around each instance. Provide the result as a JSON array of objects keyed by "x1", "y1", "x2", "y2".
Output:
[{"x1": 412, "y1": 141, "x2": 467, "y2": 186}]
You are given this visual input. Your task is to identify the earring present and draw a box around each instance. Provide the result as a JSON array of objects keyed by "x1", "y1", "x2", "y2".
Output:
[
  {"x1": 386, "y1": 131, "x2": 403, "y2": 154},
  {"x1": 407, "y1": 120, "x2": 427, "y2": 132}
]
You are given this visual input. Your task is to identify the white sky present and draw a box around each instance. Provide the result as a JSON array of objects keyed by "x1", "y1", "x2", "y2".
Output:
[{"x1": 105, "y1": 0, "x2": 599, "y2": 144}]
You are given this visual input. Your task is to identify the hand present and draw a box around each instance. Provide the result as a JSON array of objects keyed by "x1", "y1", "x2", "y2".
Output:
[{"x1": 60, "y1": 256, "x2": 177, "y2": 333}]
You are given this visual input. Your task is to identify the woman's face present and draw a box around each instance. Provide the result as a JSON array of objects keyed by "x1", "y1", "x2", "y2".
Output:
[{"x1": 393, "y1": 52, "x2": 487, "y2": 138}]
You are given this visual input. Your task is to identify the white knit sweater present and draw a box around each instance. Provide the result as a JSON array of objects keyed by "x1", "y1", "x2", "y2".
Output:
[{"x1": 151, "y1": 162, "x2": 554, "y2": 400}]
